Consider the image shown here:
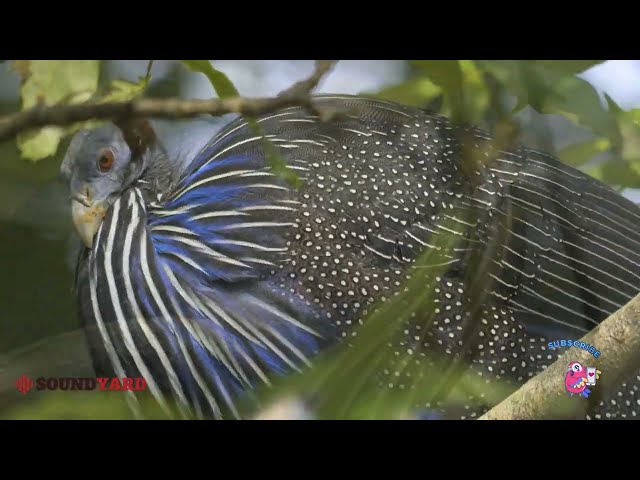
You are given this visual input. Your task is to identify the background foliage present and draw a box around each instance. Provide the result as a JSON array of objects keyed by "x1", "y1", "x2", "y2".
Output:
[{"x1": 1, "y1": 60, "x2": 639, "y2": 419}]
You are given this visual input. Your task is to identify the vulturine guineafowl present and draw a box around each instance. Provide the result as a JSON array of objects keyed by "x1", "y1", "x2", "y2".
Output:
[{"x1": 60, "y1": 95, "x2": 640, "y2": 419}]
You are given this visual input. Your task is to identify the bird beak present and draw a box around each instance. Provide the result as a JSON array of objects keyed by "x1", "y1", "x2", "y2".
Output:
[{"x1": 71, "y1": 193, "x2": 107, "y2": 248}]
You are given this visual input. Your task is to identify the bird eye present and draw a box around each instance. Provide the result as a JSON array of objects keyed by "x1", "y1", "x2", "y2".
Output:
[
  {"x1": 573, "y1": 364, "x2": 582, "y2": 372},
  {"x1": 97, "y1": 149, "x2": 115, "y2": 172}
]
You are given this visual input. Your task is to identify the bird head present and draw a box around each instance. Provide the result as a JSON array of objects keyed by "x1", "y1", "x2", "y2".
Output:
[
  {"x1": 567, "y1": 361, "x2": 584, "y2": 377},
  {"x1": 60, "y1": 119, "x2": 156, "y2": 248}
]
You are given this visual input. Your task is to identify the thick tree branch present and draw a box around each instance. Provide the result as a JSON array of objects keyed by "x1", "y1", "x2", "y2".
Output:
[
  {"x1": 0, "y1": 60, "x2": 336, "y2": 143},
  {"x1": 480, "y1": 291, "x2": 640, "y2": 420}
]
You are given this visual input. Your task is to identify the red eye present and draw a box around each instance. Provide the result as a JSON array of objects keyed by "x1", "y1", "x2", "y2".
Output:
[{"x1": 97, "y1": 149, "x2": 115, "y2": 172}]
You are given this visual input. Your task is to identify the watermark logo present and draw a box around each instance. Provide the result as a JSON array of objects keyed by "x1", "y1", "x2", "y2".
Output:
[
  {"x1": 564, "y1": 361, "x2": 601, "y2": 398},
  {"x1": 549, "y1": 339, "x2": 602, "y2": 399},
  {"x1": 16, "y1": 374, "x2": 34, "y2": 395},
  {"x1": 15, "y1": 376, "x2": 147, "y2": 395}
]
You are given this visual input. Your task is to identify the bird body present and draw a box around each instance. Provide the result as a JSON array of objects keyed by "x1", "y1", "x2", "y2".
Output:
[{"x1": 61, "y1": 95, "x2": 640, "y2": 419}]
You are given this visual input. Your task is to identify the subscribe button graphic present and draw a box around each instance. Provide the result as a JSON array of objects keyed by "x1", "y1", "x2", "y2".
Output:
[{"x1": 15, "y1": 374, "x2": 147, "y2": 394}]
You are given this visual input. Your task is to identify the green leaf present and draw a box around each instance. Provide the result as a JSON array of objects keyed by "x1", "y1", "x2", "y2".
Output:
[
  {"x1": 604, "y1": 93, "x2": 623, "y2": 116},
  {"x1": 587, "y1": 161, "x2": 640, "y2": 188},
  {"x1": 367, "y1": 77, "x2": 441, "y2": 107},
  {"x1": 17, "y1": 127, "x2": 67, "y2": 161},
  {"x1": 558, "y1": 138, "x2": 611, "y2": 167},
  {"x1": 1, "y1": 391, "x2": 176, "y2": 420},
  {"x1": 476, "y1": 60, "x2": 620, "y2": 142},
  {"x1": 543, "y1": 74, "x2": 620, "y2": 142},
  {"x1": 533, "y1": 60, "x2": 605, "y2": 75},
  {"x1": 100, "y1": 77, "x2": 150, "y2": 103},
  {"x1": 182, "y1": 61, "x2": 288, "y2": 183},
  {"x1": 15, "y1": 60, "x2": 100, "y2": 161},
  {"x1": 244, "y1": 118, "x2": 302, "y2": 188},
  {"x1": 458, "y1": 60, "x2": 490, "y2": 123},
  {"x1": 475, "y1": 60, "x2": 529, "y2": 111},
  {"x1": 405, "y1": 60, "x2": 490, "y2": 124},
  {"x1": 411, "y1": 60, "x2": 467, "y2": 121},
  {"x1": 615, "y1": 108, "x2": 640, "y2": 172},
  {"x1": 11, "y1": 60, "x2": 31, "y2": 80},
  {"x1": 249, "y1": 211, "x2": 519, "y2": 420},
  {"x1": 411, "y1": 60, "x2": 464, "y2": 92},
  {"x1": 83, "y1": 63, "x2": 153, "y2": 130},
  {"x1": 479, "y1": 61, "x2": 563, "y2": 112},
  {"x1": 181, "y1": 60, "x2": 239, "y2": 98},
  {"x1": 263, "y1": 137, "x2": 303, "y2": 188}
]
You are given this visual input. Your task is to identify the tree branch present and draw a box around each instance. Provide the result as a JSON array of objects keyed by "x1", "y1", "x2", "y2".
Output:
[
  {"x1": 0, "y1": 60, "x2": 336, "y2": 143},
  {"x1": 480, "y1": 291, "x2": 640, "y2": 420}
]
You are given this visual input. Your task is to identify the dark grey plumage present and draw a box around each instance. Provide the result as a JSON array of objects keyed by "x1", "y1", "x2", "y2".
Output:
[{"x1": 62, "y1": 95, "x2": 640, "y2": 419}]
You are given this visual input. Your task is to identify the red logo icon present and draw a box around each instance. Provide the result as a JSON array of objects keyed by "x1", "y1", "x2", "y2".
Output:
[{"x1": 16, "y1": 374, "x2": 34, "y2": 395}]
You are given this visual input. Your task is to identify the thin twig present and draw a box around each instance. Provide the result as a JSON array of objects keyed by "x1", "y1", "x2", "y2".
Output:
[
  {"x1": 277, "y1": 60, "x2": 337, "y2": 120},
  {"x1": 480, "y1": 291, "x2": 640, "y2": 420},
  {"x1": 277, "y1": 60, "x2": 335, "y2": 98},
  {"x1": 0, "y1": 60, "x2": 337, "y2": 143},
  {"x1": 145, "y1": 60, "x2": 154, "y2": 81}
]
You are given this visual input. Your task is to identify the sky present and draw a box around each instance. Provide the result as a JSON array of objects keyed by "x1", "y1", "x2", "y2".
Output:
[
  {"x1": 580, "y1": 61, "x2": 640, "y2": 201},
  {"x1": 580, "y1": 60, "x2": 640, "y2": 109}
]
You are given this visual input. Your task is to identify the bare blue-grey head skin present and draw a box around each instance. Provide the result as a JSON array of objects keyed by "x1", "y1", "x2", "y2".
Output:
[
  {"x1": 60, "y1": 118, "x2": 226, "y2": 247},
  {"x1": 61, "y1": 125, "x2": 144, "y2": 247}
]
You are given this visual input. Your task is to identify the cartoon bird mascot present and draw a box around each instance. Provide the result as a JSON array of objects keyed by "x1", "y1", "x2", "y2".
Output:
[{"x1": 565, "y1": 361, "x2": 600, "y2": 398}]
